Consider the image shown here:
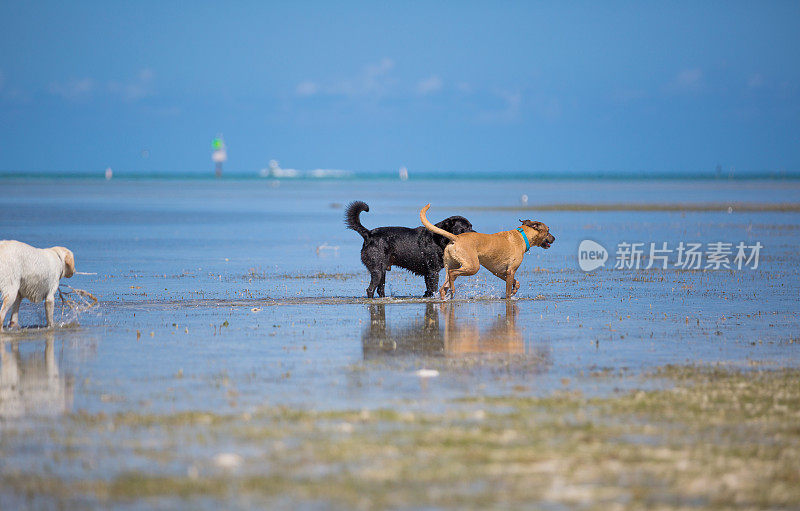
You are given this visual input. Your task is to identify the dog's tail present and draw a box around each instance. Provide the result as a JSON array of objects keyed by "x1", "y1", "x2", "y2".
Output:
[
  {"x1": 345, "y1": 200, "x2": 371, "y2": 239},
  {"x1": 420, "y1": 204, "x2": 458, "y2": 241}
]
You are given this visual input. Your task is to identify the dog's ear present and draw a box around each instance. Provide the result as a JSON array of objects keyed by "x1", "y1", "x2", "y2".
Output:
[
  {"x1": 64, "y1": 249, "x2": 75, "y2": 278},
  {"x1": 53, "y1": 247, "x2": 75, "y2": 278}
]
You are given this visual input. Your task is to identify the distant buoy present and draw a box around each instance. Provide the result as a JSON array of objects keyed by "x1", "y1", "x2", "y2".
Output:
[
  {"x1": 105, "y1": 167, "x2": 113, "y2": 180},
  {"x1": 212, "y1": 135, "x2": 227, "y2": 177},
  {"x1": 520, "y1": 194, "x2": 528, "y2": 205}
]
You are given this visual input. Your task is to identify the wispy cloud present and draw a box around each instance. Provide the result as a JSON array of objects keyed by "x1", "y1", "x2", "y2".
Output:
[
  {"x1": 48, "y1": 77, "x2": 95, "y2": 100},
  {"x1": 477, "y1": 89, "x2": 524, "y2": 123},
  {"x1": 357, "y1": 58, "x2": 394, "y2": 95},
  {"x1": 295, "y1": 58, "x2": 396, "y2": 98},
  {"x1": 416, "y1": 75, "x2": 443, "y2": 95},
  {"x1": 108, "y1": 68, "x2": 155, "y2": 101},
  {"x1": 500, "y1": 90, "x2": 522, "y2": 116},
  {"x1": 295, "y1": 80, "x2": 318, "y2": 96},
  {"x1": 666, "y1": 68, "x2": 703, "y2": 93},
  {"x1": 456, "y1": 82, "x2": 472, "y2": 94},
  {"x1": 48, "y1": 68, "x2": 155, "y2": 102}
]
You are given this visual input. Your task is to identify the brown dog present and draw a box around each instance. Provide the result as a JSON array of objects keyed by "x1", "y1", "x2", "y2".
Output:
[{"x1": 420, "y1": 204, "x2": 555, "y2": 299}]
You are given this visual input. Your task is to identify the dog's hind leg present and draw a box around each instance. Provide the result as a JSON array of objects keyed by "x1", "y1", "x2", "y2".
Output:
[
  {"x1": 423, "y1": 272, "x2": 438, "y2": 298},
  {"x1": 440, "y1": 250, "x2": 479, "y2": 300},
  {"x1": 8, "y1": 294, "x2": 22, "y2": 328},
  {"x1": 440, "y1": 270, "x2": 455, "y2": 300},
  {"x1": 377, "y1": 271, "x2": 387, "y2": 298},
  {"x1": 438, "y1": 253, "x2": 454, "y2": 299},
  {"x1": 366, "y1": 269, "x2": 385, "y2": 298}
]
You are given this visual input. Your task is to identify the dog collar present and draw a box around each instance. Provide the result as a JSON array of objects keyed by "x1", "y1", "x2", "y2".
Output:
[{"x1": 516, "y1": 227, "x2": 531, "y2": 252}]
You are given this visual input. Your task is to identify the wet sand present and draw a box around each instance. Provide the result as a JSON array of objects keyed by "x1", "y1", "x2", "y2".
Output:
[
  {"x1": 3, "y1": 366, "x2": 798, "y2": 509},
  {"x1": 1, "y1": 178, "x2": 799, "y2": 509}
]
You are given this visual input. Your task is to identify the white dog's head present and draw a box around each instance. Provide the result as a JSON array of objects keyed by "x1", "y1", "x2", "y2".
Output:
[{"x1": 51, "y1": 246, "x2": 75, "y2": 278}]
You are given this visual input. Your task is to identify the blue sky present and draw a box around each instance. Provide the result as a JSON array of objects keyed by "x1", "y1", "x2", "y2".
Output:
[{"x1": 1, "y1": 1, "x2": 798, "y2": 175}]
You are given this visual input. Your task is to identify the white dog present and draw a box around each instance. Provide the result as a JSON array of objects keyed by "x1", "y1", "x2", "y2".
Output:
[{"x1": 0, "y1": 240, "x2": 75, "y2": 330}]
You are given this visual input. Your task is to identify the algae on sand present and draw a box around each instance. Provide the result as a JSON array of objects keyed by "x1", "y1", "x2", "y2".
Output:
[{"x1": 2, "y1": 366, "x2": 799, "y2": 510}]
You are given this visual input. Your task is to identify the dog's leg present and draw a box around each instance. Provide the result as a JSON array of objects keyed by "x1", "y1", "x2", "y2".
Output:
[
  {"x1": 439, "y1": 246, "x2": 459, "y2": 299},
  {"x1": 366, "y1": 269, "x2": 385, "y2": 298},
  {"x1": 505, "y1": 270, "x2": 520, "y2": 298},
  {"x1": 439, "y1": 263, "x2": 467, "y2": 299},
  {"x1": 442, "y1": 270, "x2": 456, "y2": 299},
  {"x1": 8, "y1": 295, "x2": 22, "y2": 328},
  {"x1": 442, "y1": 257, "x2": 479, "y2": 299},
  {"x1": 508, "y1": 263, "x2": 522, "y2": 298},
  {"x1": 377, "y1": 271, "x2": 387, "y2": 298},
  {"x1": 0, "y1": 288, "x2": 18, "y2": 331},
  {"x1": 488, "y1": 268, "x2": 516, "y2": 299},
  {"x1": 423, "y1": 273, "x2": 438, "y2": 298},
  {"x1": 439, "y1": 266, "x2": 453, "y2": 299},
  {"x1": 45, "y1": 294, "x2": 55, "y2": 328},
  {"x1": 489, "y1": 266, "x2": 522, "y2": 299}
]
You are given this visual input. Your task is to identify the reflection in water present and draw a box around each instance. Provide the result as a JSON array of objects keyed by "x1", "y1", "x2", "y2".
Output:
[
  {"x1": 362, "y1": 302, "x2": 551, "y2": 364},
  {"x1": 0, "y1": 333, "x2": 74, "y2": 418},
  {"x1": 442, "y1": 302, "x2": 524, "y2": 355},
  {"x1": 362, "y1": 303, "x2": 444, "y2": 357}
]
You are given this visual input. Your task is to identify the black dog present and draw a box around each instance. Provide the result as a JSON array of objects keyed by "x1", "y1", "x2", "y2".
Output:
[{"x1": 345, "y1": 201, "x2": 473, "y2": 298}]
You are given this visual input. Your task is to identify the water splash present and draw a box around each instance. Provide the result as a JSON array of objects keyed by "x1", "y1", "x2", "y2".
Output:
[{"x1": 57, "y1": 285, "x2": 98, "y2": 326}]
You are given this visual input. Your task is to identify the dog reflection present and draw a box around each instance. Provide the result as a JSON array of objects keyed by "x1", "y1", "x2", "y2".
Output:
[
  {"x1": 362, "y1": 302, "x2": 546, "y2": 359},
  {"x1": 0, "y1": 334, "x2": 73, "y2": 418},
  {"x1": 362, "y1": 303, "x2": 444, "y2": 358},
  {"x1": 441, "y1": 302, "x2": 525, "y2": 355}
]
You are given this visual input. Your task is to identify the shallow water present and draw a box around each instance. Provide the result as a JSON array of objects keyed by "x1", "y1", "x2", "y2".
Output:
[{"x1": 1, "y1": 177, "x2": 799, "y2": 507}]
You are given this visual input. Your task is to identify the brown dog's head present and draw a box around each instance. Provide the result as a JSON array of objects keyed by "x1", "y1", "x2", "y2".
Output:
[
  {"x1": 51, "y1": 246, "x2": 76, "y2": 278},
  {"x1": 519, "y1": 220, "x2": 556, "y2": 249}
]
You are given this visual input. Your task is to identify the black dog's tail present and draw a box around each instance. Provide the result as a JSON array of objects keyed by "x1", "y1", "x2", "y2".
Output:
[{"x1": 345, "y1": 201, "x2": 371, "y2": 239}]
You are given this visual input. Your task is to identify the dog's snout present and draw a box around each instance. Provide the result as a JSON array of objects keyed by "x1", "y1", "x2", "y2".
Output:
[{"x1": 548, "y1": 234, "x2": 556, "y2": 243}]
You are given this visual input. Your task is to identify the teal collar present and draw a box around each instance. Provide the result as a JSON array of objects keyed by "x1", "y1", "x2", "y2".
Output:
[{"x1": 516, "y1": 227, "x2": 531, "y2": 252}]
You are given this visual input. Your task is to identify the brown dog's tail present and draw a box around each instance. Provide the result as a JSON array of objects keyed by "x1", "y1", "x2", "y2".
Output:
[{"x1": 420, "y1": 204, "x2": 458, "y2": 241}]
